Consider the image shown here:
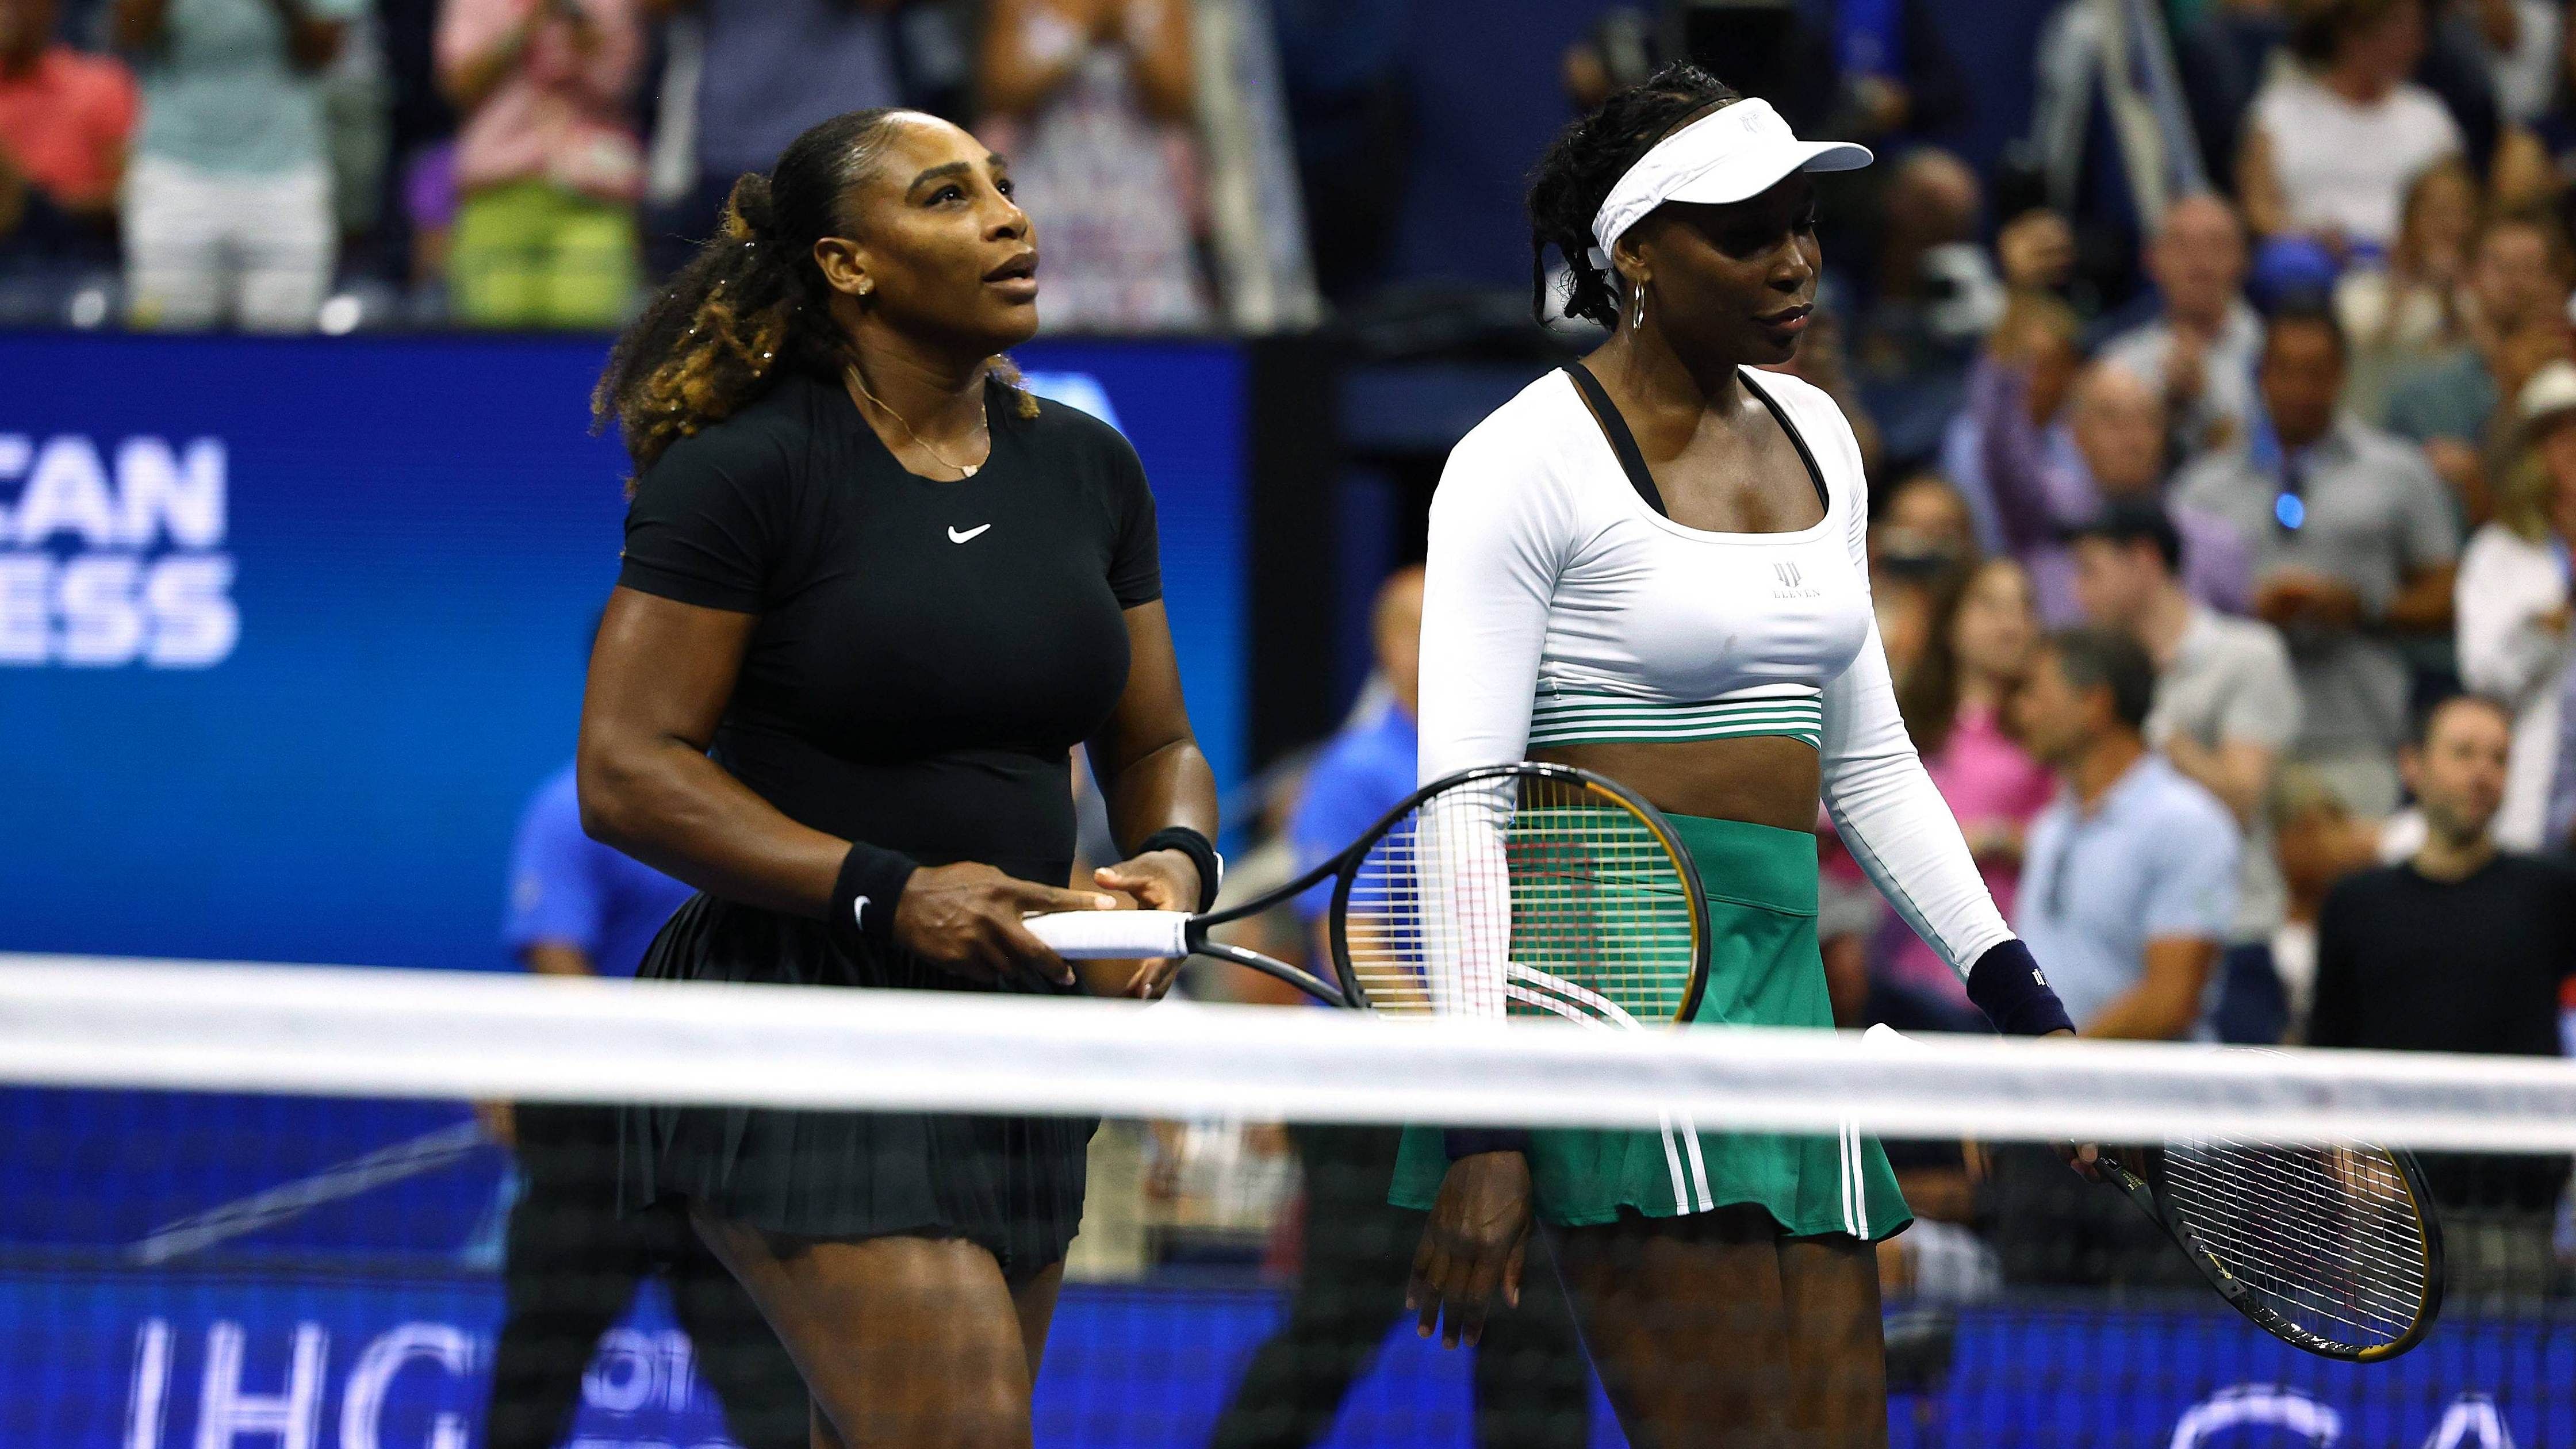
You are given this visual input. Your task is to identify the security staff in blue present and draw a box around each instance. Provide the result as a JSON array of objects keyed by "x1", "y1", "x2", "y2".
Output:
[
  {"x1": 480, "y1": 761, "x2": 807, "y2": 1449},
  {"x1": 1208, "y1": 569, "x2": 1592, "y2": 1449}
]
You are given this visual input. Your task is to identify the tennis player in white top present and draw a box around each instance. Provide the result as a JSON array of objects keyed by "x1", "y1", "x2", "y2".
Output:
[{"x1": 1396, "y1": 64, "x2": 2076, "y2": 1447}]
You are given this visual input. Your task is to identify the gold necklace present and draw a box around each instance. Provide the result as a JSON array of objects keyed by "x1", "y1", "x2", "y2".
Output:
[{"x1": 845, "y1": 365, "x2": 988, "y2": 479}]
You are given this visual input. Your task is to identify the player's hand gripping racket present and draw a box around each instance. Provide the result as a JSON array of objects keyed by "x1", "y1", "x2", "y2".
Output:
[
  {"x1": 1025, "y1": 762, "x2": 1711, "y2": 1025},
  {"x1": 1863, "y1": 1025, "x2": 2444, "y2": 1361}
]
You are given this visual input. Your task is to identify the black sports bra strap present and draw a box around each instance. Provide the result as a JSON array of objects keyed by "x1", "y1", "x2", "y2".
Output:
[
  {"x1": 1739, "y1": 370, "x2": 1833, "y2": 514},
  {"x1": 1562, "y1": 363, "x2": 1667, "y2": 517},
  {"x1": 1565, "y1": 364, "x2": 1834, "y2": 520}
]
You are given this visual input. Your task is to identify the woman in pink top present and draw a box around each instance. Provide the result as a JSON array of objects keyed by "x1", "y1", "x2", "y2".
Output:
[
  {"x1": 1887, "y1": 557, "x2": 2055, "y2": 1013},
  {"x1": 437, "y1": 0, "x2": 643, "y2": 328}
]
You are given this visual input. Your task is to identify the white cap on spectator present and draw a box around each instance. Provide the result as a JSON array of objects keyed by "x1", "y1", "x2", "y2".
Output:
[
  {"x1": 2516, "y1": 358, "x2": 2576, "y2": 436},
  {"x1": 1589, "y1": 99, "x2": 1872, "y2": 264}
]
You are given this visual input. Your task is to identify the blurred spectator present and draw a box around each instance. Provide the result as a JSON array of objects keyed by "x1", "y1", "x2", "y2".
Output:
[
  {"x1": 1987, "y1": 626, "x2": 2238, "y2": 1289},
  {"x1": 2239, "y1": 0, "x2": 2464, "y2": 259},
  {"x1": 2336, "y1": 158, "x2": 2478, "y2": 423},
  {"x1": 2472, "y1": 0, "x2": 2562, "y2": 128},
  {"x1": 637, "y1": 0, "x2": 903, "y2": 275},
  {"x1": 114, "y1": 0, "x2": 360, "y2": 330},
  {"x1": 2383, "y1": 208, "x2": 2574, "y2": 513},
  {"x1": 2269, "y1": 765, "x2": 2385, "y2": 1033},
  {"x1": 2099, "y1": 194, "x2": 2262, "y2": 461},
  {"x1": 979, "y1": 0, "x2": 1211, "y2": 332},
  {"x1": 1847, "y1": 148, "x2": 2000, "y2": 382},
  {"x1": 2491, "y1": 6, "x2": 2576, "y2": 210},
  {"x1": 2071, "y1": 500, "x2": 2304, "y2": 1044},
  {"x1": 2309, "y1": 693, "x2": 2576, "y2": 1297},
  {"x1": 2018, "y1": 0, "x2": 2212, "y2": 312},
  {"x1": 2010, "y1": 626, "x2": 2240, "y2": 1040},
  {"x1": 1207, "y1": 568, "x2": 1592, "y2": 1449},
  {"x1": 2174, "y1": 301, "x2": 2461, "y2": 814},
  {"x1": 482, "y1": 761, "x2": 806, "y2": 1449},
  {"x1": 1978, "y1": 351, "x2": 2255, "y2": 621},
  {"x1": 1887, "y1": 558, "x2": 2054, "y2": 1029},
  {"x1": 0, "y1": 0, "x2": 134, "y2": 315},
  {"x1": 1941, "y1": 289, "x2": 2079, "y2": 553},
  {"x1": 436, "y1": 0, "x2": 643, "y2": 328},
  {"x1": 2456, "y1": 358, "x2": 2576, "y2": 848},
  {"x1": 1869, "y1": 471, "x2": 1979, "y2": 678},
  {"x1": 2551, "y1": 640, "x2": 2576, "y2": 846}
]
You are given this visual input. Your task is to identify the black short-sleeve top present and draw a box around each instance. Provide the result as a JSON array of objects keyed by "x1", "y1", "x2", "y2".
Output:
[{"x1": 618, "y1": 371, "x2": 1161, "y2": 883}]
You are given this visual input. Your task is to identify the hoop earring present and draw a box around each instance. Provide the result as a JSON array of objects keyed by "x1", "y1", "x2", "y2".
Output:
[{"x1": 1630, "y1": 283, "x2": 1646, "y2": 331}]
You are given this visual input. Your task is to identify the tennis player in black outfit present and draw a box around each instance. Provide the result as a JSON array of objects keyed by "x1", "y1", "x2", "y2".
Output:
[{"x1": 582, "y1": 108, "x2": 1220, "y2": 1447}]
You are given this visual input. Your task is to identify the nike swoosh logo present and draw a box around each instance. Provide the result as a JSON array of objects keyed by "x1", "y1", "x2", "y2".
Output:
[{"x1": 948, "y1": 524, "x2": 992, "y2": 543}]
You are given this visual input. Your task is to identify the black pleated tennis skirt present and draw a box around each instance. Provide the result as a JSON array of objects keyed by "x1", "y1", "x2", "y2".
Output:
[{"x1": 619, "y1": 889, "x2": 1097, "y2": 1281}]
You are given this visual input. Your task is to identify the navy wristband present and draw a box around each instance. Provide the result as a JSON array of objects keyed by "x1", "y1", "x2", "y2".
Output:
[
  {"x1": 1444, "y1": 1128, "x2": 1532, "y2": 1160},
  {"x1": 1966, "y1": 938, "x2": 2076, "y2": 1037},
  {"x1": 828, "y1": 841, "x2": 919, "y2": 955},
  {"x1": 1136, "y1": 826, "x2": 1222, "y2": 913}
]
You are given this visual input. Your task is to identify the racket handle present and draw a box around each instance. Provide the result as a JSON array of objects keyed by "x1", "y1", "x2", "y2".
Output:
[{"x1": 1021, "y1": 910, "x2": 1193, "y2": 959}]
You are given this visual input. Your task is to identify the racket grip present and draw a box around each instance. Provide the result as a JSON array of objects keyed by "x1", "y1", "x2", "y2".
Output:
[{"x1": 1021, "y1": 910, "x2": 1192, "y2": 959}]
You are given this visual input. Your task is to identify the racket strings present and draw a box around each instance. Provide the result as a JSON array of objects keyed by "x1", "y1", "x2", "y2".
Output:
[
  {"x1": 1344, "y1": 774, "x2": 1697, "y2": 1026},
  {"x1": 2160, "y1": 1139, "x2": 2431, "y2": 1346}
]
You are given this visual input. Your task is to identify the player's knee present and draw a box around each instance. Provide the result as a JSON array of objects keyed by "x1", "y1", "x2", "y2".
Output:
[{"x1": 936, "y1": 1384, "x2": 1032, "y2": 1449}]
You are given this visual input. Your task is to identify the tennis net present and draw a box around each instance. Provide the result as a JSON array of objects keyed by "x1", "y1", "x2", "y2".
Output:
[{"x1": 4, "y1": 953, "x2": 2571, "y2": 1448}]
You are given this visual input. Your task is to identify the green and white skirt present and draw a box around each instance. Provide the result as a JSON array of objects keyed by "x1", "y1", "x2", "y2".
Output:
[{"x1": 1389, "y1": 813, "x2": 1911, "y2": 1242}]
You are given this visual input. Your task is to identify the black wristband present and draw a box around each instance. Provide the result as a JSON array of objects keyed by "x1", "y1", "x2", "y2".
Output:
[
  {"x1": 1966, "y1": 938, "x2": 2076, "y2": 1037},
  {"x1": 827, "y1": 841, "x2": 919, "y2": 955},
  {"x1": 1444, "y1": 1127, "x2": 1532, "y2": 1160},
  {"x1": 1136, "y1": 826, "x2": 1222, "y2": 913}
]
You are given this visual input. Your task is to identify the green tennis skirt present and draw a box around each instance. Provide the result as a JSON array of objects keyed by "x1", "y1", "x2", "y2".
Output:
[{"x1": 1390, "y1": 814, "x2": 1911, "y2": 1242}]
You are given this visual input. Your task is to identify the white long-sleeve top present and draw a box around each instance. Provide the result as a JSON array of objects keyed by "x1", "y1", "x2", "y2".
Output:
[
  {"x1": 1417, "y1": 366, "x2": 2015, "y2": 980},
  {"x1": 2456, "y1": 522, "x2": 2574, "y2": 850}
]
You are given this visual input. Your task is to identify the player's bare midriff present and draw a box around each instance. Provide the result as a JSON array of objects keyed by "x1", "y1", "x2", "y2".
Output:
[{"x1": 1531, "y1": 735, "x2": 1822, "y2": 831}]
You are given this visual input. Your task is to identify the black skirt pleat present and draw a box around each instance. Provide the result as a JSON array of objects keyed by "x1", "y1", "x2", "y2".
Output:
[{"x1": 619, "y1": 889, "x2": 1097, "y2": 1279}]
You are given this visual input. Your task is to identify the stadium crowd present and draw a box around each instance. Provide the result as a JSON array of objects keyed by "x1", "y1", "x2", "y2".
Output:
[{"x1": 8, "y1": 0, "x2": 2571, "y2": 1332}]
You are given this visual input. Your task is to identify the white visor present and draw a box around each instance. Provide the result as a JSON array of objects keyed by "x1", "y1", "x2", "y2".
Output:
[{"x1": 1589, "y1": 98, "x2": 1873, "y2": 263}]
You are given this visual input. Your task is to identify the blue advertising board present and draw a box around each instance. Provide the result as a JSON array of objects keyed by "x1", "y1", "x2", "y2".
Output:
[
  {"x1": 5, "y1": 1266, "x2": 2567, "y2": 1448},
  {"x1": 0, "y1": 335, "x2": 1245, "y2": 973}
]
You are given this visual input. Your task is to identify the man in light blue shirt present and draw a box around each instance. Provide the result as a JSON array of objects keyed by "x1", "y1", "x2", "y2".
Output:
[
  {"x1": 1991, "y1": 627, "x2": 2242, "y2": 1288},
  {"x1": 2010, "y1": 627, "x2": 2241, "y2": 1039}
]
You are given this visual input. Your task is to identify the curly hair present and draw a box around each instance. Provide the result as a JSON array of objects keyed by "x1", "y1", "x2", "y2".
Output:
[
  {"x1": 1525, "y1": 62, "x2": 1742, "y2": 328},
  {"x1": 593, "y1": 108, "x2": 1036, "y2": 481}
]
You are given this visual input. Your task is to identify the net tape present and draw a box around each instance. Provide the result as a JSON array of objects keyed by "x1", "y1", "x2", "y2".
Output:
[{"x1": 4, "y1": 954, "x2": 2575, "y2": 1152}]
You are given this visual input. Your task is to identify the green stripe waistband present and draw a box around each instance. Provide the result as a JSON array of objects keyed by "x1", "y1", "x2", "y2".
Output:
[{"x1": 1529, "y1": 691, "x2": 1823, "y2": 749}]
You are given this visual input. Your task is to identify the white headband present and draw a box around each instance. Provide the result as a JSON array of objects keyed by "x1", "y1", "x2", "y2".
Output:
[{"x1": 1588, "y1": 98, "x2": 1873, "y2": 265}]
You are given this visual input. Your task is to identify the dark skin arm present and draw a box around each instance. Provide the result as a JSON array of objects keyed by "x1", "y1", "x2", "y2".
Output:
[
  {"x1": 1083, "y1": 600, "x2": 1220, "y2": 998},
  {"x1": 2255, "y1": 564, "x2": 2455, "y2": 635},
  {"x1": 118, "y1": 0, "x2": 342, "y2": 68},
  {"x1": 110, "y1": 0, "x2": 168, "y2": 52},
  {"x1": 577, "y1": 588, "x2": 1117, "y2": 987},
  {"x1": 264, "y1": 0, "x2": 344, "y2": 72}
]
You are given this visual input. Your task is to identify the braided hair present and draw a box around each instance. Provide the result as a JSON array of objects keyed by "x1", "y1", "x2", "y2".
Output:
[
  {"x1": 592, "y1": 108, "x2": 1037, "y2": 481},
  {"x1": 1525, "y1": 62, "x2": 1742, "y2": 328}
]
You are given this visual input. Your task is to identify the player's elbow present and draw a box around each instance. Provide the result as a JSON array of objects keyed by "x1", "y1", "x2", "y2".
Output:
[{"x1": 575, "y1": 733, "x2": 659, "y2": 851}]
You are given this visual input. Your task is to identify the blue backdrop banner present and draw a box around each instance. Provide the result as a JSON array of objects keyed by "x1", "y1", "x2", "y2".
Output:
[
  {"x1": 0, "y1": 335, "x2": 1244, "y2": 972},
  {"x1": 6, "y1": 1268, "x2": 2567, "y2": 1449}
]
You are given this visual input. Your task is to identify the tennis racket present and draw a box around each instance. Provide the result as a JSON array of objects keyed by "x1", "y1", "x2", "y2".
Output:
[
  {"x1": 2092, "y1": 1138, "x2": 2443, "y2": 1361},
  {"x1": 1861, "y1": 1026, "x2": 2444, "y2": 1361},
  {"x1": 1025, "y1": 761, "x2": 1710, "y2": 1026}
]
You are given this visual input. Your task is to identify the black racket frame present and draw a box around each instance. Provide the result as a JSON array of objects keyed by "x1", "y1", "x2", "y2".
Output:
[{"x1": 2093, "y1": 1143, "x2": 2446, "y2": 1361}]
